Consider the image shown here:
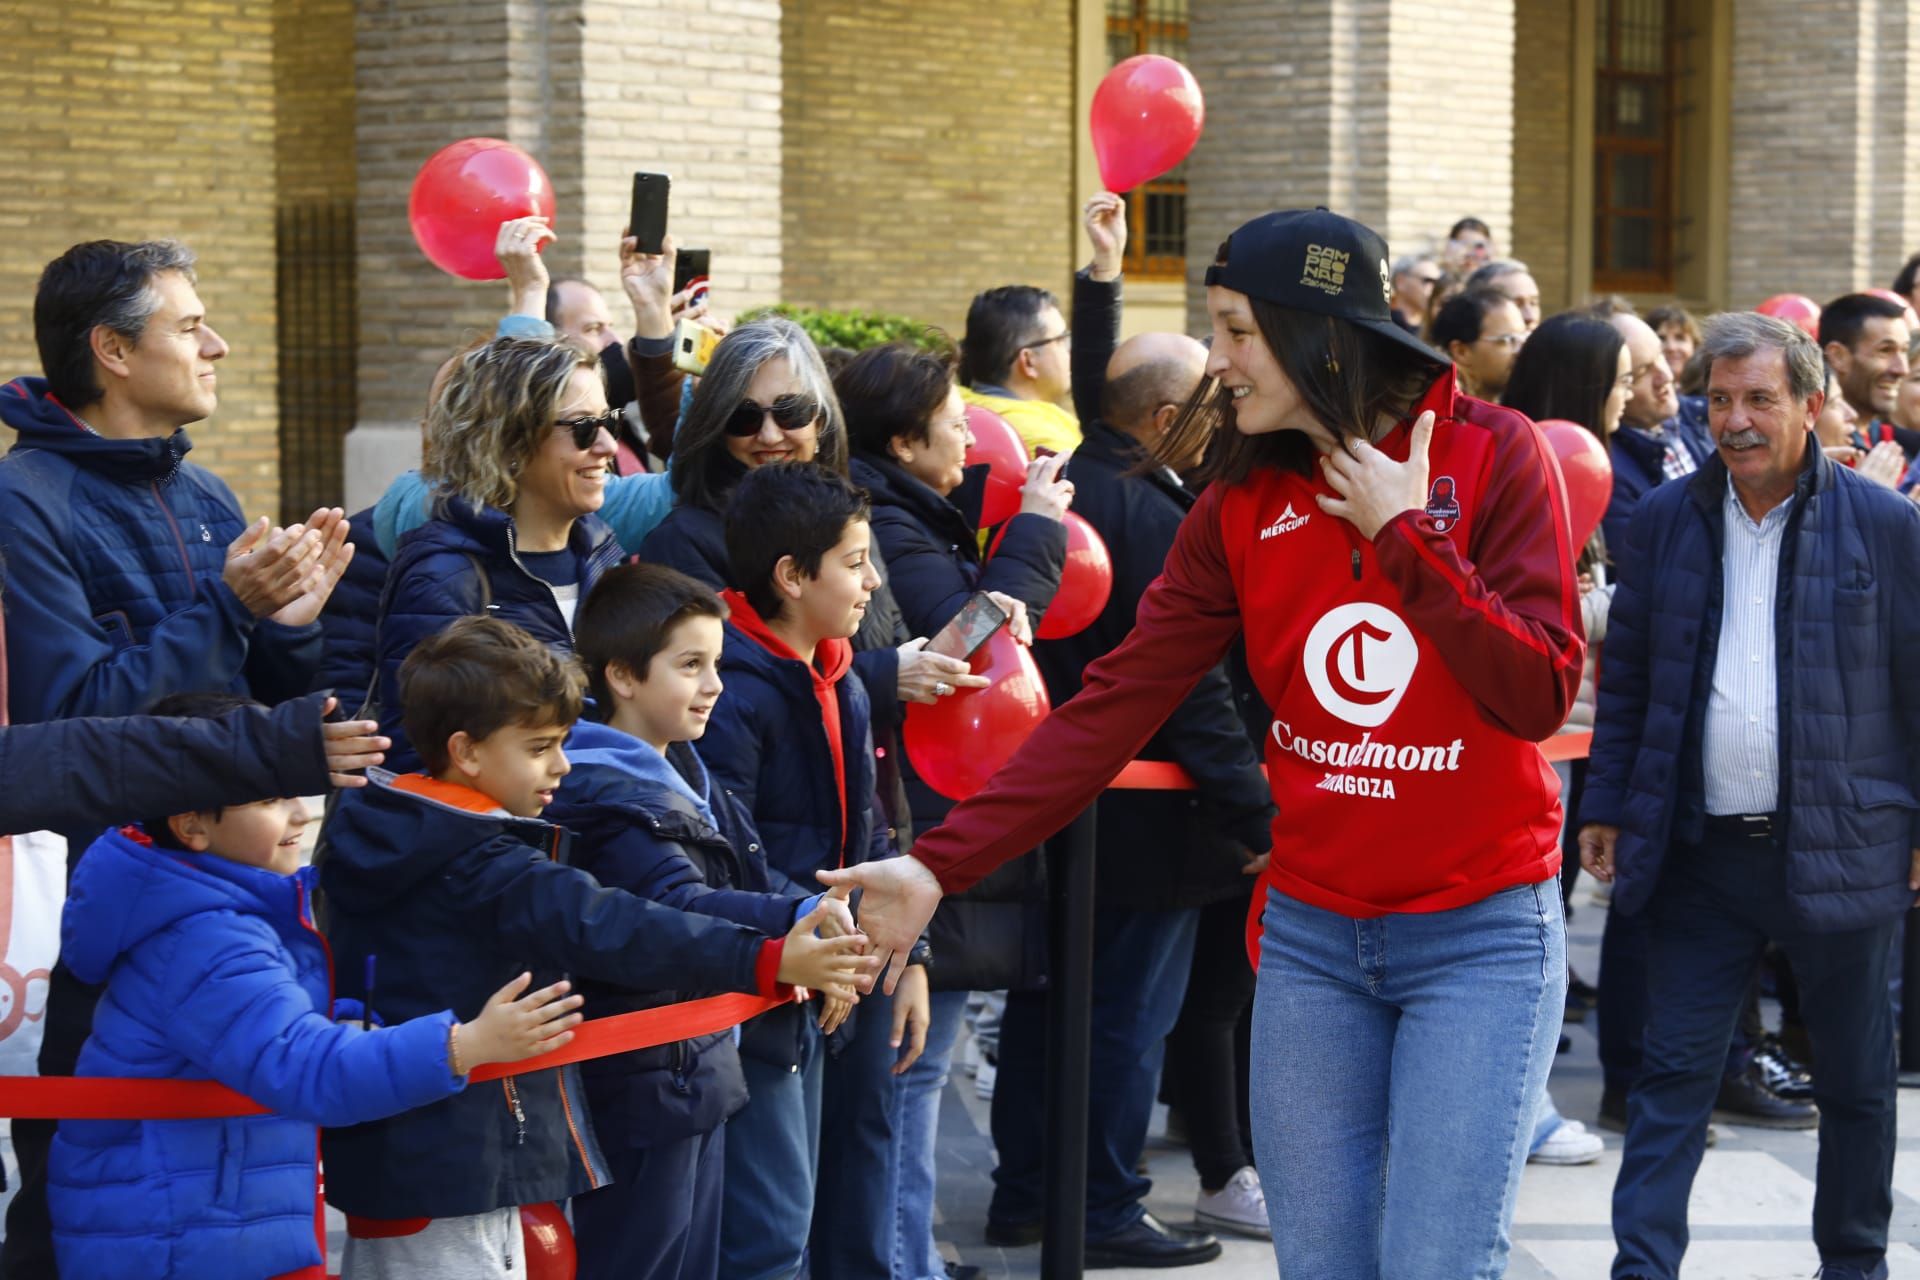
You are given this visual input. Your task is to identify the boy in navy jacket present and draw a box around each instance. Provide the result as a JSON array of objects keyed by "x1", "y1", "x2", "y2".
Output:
[
  {"x1": 696, "y1": 463, "x2": 929, "y2": 1280},
  {"x1": 548, "y1": 562, "x2": 864, "y2": 1280},
  {"x1": 46, "y1": 691, "x2": 582, "y2": 1280},
  {"x1": 319, "y1": 616, "x2": 871, "y2": 1279}
]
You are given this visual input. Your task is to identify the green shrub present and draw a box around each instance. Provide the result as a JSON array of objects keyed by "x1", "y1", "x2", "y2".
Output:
[{"x1": 735, "y1": 303, "x2": 954, "y2": 356}]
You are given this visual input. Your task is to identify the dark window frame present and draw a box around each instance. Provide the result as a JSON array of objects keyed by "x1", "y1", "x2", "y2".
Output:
[
  {"x1": 1592, "y1": 0, "x2": 1678, "y2": 294},
  {"x1": 1105, "y1": 0, "x2": 1188, "y2": 282}
]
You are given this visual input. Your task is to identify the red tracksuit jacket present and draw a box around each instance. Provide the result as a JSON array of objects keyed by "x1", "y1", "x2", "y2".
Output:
[{"x1": 912, "y1": 372, "x2": 1583, "y2": 955}]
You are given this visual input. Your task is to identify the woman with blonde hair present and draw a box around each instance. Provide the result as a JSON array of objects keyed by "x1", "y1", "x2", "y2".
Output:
[{"x1": 371, "y1": 335, "x2": 623, "y2": 768}]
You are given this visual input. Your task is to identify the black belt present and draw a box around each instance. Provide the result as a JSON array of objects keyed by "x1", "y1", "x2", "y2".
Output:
[{"x1": 1700, "y1": 812, "x2": 1779, "y2": 840}]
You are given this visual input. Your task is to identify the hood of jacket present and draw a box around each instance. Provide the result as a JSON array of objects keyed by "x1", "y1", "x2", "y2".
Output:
[
  {"x1": 0, "y1": 376, "x2": 193, "y2": 485},
  {"x1": 61, "y1": 826, "x2": 308, "y2": 985},
  {"x1": 320, "y1": 768, "x2": 557, "y2": 912},
  {"x1": 554, "y1": 720, "x2": 718, "y2": 832}
]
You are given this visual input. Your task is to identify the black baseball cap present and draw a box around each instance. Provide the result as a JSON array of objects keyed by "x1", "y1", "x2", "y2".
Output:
[{"x1": 1204, "y1": 208, "x2": 1449, "y2": 366}]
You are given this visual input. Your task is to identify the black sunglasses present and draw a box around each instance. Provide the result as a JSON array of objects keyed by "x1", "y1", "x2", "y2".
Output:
[
  {"x1": 555, "y1": 410, "x2": 622, "y2": 450},
  {"x1": 726, "y1": 394, "x2": 820, "y2": 437}
]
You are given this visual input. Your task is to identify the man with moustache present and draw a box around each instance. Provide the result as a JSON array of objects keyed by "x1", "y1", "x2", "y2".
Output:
[
  {"x1": 1579, "y1": 311, "x2": 1920, "y2": 1280},
  {"x1": 1820, "y1": 292, "x2": 1914, "y2": 457}
]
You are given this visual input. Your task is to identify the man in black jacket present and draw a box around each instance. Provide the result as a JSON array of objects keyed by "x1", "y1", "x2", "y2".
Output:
[{"x1": 989, "y1": 334, "x2": 1274, "y2": 1267}]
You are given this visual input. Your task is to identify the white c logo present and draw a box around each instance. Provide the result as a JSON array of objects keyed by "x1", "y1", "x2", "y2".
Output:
[{"x1": 1302, "y1": 603, "x2": 1419, "y2": 727}]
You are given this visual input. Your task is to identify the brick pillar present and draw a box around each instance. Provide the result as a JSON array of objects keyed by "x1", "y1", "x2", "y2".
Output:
[
  {"x1": 344, "y1": 0, "x2": 783, "y2": 507},
  {"x1": 1728, "y1": 0, "x2": 1920, "y2": 305},
  {"x1": 1186, "y1": 0, "x2": 1514, "y2": 329}
]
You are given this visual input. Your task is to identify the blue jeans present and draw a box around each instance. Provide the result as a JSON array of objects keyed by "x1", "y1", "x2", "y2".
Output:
[
  {"x1": 988, "y1": 906, "x2": 1201, "y2": 1239},
  {"x1": 890, "y1": 989, "x2": 969, "y2": 1280},
  {"x1": 720, "y1": 1014, "x2": 824, "y2": 1280},
  {"x1": 813, "y1": 984, "x2": 902, "y2": 1280},
  {"x1": 1251, "y1": 882, "x2": 1564, "y2": 1280},
  {"x1": 1612, "y1": 832, "x2": 1897, "y2": 1280}
]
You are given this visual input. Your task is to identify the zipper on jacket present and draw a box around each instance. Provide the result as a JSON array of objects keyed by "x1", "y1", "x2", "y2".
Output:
[
  {"x1": 152, "y1": 481, "x2": 198, "y2": 591},
  {"x1": 505, "y1": 522, "x2": 575, "y2": 638},
  {"x1": 503, "y1": 1079, "x2": 527, "y2": 1145},
  {"x1": 555, "y1": 1070, "x2": 606, "y2": 1189}
]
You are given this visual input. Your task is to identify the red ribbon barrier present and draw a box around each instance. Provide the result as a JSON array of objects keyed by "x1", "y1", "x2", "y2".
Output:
[
  {"x1": 0, "y1": 733, "x2": 1594, "y2": 1122},
  {"x1": 0, "y1": 991, "x2": 785, "y2": 1120}
]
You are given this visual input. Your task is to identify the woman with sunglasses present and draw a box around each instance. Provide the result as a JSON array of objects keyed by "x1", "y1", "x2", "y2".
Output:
[
  {"x1": 824, "y1": 209, "x2": 1583, "y2": 1280},
  {"x1": 636, "y1": 318, "x2": 978, "y2": 737},
  {"x1": 370, "y1": 336, "x2": 623, "y2": 769}
]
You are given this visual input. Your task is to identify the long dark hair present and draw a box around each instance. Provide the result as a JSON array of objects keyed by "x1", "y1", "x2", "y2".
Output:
[
  {"x1": 1499, "y1": 312, "x2": 1624, "y2": 445},
  {"x1": 1152, "y1": 241, "x2": 1445, "y2": 483}
]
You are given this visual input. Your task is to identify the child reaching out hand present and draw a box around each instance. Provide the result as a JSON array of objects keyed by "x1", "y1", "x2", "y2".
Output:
[{"x1": 44, "y1": 692, "x2": 583, "y2": 1280}]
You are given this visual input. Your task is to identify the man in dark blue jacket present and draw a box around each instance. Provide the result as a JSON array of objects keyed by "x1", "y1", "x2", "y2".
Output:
[
  {"x1": 1600, "y1": 311, "x2": 1716, "y2": 563},
  {"x1": 1579, "y1": 312, "x2": 1920, "y2": 1280},
  {"x1": 0, "y1": 240, "x2": 352, "y2": 1278}
]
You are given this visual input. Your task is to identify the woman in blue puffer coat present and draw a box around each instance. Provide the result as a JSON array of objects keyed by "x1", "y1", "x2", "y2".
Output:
[{"x1": 371, "y1": 337, "x2": 625, "y2": 769}]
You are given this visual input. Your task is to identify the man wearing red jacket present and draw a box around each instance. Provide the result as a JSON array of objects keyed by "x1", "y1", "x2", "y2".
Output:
[{"x1": 826, "y1": 208, "x2": 1581, "y2": 1279}]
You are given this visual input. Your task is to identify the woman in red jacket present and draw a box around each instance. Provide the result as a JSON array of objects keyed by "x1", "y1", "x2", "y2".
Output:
[{"x1": 823, "y1": 209, "x2": 1583, "y2": 1279}]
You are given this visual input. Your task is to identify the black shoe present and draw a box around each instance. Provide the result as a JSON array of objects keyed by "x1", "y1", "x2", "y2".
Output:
[
  {"x1": 1714, "y1": 1063, "x2": 1818, "y2": 1129},
  {"x1": 1084, "y1": 1213, "x2": 1222, "y2": 1269},
  {"x1": 1754, "y1": 1044, "x2": 1814, "y2": 1101},
  {"x1": 984, "y1": 1218, "x2": 1043, "y2": 1248},
  {"x1": 946, "y1": 1266, "x2": 983, "y2": 1280}
]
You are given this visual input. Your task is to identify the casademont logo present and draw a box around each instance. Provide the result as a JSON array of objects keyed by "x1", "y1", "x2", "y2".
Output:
[
  {"x1": 1259, "y1": 504, "x2": 1311, "y2": 540},
  {"x1": 1301, "y1": 602, "x2": 1418, "y2": 727}
]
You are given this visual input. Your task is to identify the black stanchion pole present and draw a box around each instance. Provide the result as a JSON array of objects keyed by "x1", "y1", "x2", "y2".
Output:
[
  {"x1": 1041, "y1": 806, "x2": 1098, "y2": 1280},
  {"x1": 1900, "y1": 915, "x2": 1920, "y2": 1086}
]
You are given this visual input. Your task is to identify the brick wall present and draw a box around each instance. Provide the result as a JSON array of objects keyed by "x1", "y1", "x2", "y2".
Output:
[
  {"x1": 352, "y1": 0, "x2": 569, "y2": 428},
  {"x1": 568, "y1": 0, "x2": 783, "y2": 316},
  {"x1": 781, "y1": 0, "x2": 1076, "y2": 336},
  {"x1": 0, "y1": 0, "x2": 282, "y2": 516},
  {"x1": 1186, "y1": 0, "x2": 1513, "y2": 329},
  {"x1": 1726, "y1": 0, "x2": 1905, "y2": 305},
  {"x1": 1510, "y1": 0, "x2": 1572, "y2": 309}
]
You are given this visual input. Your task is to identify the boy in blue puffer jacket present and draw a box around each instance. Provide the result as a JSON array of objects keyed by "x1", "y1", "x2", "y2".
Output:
[
  {"x1": 46, "y1": 691, "x2": 586, "y2": 1280},
  {"x1": 547, "y1": 562, "x2": 863, "y2": 1280}
]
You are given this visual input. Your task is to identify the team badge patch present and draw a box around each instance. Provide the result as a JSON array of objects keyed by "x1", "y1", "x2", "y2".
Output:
[{"x1": 1424, "y1": 476, "x2": 1461, "y2": 532}]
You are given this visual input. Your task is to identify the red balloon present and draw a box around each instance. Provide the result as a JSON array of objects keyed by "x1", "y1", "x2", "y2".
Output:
[
  {"x1": 1034, "y1": 513, "x2": 1113, "y2": 640},
  {"x1": 903, "y1": 628, "x2": 1051, "y2": 801},
  {"x1": 1755, "y1": 293, "x2": 1821, "y2": 339},
  {"x1": 1865, "y1": 287, "x2": 1920, "y2": 329},
  {"x1": 964, "y1": 405, "x2": 1030, "y2": 527},
  {"x1": 1090, "y1": 55, "x2": 1206, "y2": 194},
  {"x1": 1537, "y1": 419, "x2": 1612, "y2": 549},
  {"x1": 409, "y1": 138, "x2": 556, "y2": 281},
  {"x1": 519, "y1": 1202, "x2": 577, "y2": 1280}
]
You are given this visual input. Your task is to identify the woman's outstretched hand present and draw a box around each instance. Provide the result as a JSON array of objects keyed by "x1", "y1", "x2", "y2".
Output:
[
  {"x1": 815, "y1": 855, "x2": 944, "y2": 996},
  {"x1": 1315, "y1": 410, "x2": 1435, "y2": 541}
]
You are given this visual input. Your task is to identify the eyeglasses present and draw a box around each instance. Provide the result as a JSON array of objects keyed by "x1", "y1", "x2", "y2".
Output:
[
  {"x1": 726, "y1": 394, "x2": 820, "y2": 437},
  {"x1": 1022, "y1": 330, "x2": 1071, "y2": 352},
  {"x1": 1476, "y1": 332, "x2": 1526, "y2": 352},
  {"x1": 1629, "y1": 361, "x2": 1665, "y2": 385},
  {"x1": 555, "y1": 410, "x2": 622, "y2": 450}
]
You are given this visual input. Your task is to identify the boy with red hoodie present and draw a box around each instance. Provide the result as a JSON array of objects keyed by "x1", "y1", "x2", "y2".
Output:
[{"x1": 696, "y1": 462, "x2": 929, "y2": 1280}]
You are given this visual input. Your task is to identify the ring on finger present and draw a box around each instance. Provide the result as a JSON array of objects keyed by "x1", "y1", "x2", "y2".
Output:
[{"x1": 934, "y1": 681, "x2": 953, "y2": 697}]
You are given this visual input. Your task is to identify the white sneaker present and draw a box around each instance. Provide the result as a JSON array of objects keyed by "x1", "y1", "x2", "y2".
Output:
[
  {"x1": 974, "y1": 1057, "x2": 996, "y2": 1101},
  {"x1": 1529, "y1": 1118, "x2": 1604, "y2": 1165},
  {"x1": 1195, "y1": 1166, "x2": 1269, "y2": 1239}
]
